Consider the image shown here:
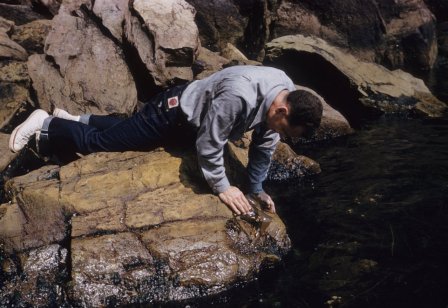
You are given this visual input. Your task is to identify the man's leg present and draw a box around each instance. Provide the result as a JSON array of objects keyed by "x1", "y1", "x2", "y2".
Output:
[
  {"x1": 87, "y1": 115, "x2": 124, "y2": 130},
  {"x1": 53, "y1": 108, "x2": 124, "y2": 131},
  {"x1": 42, "y1": 102, "x2": 173, "y2": 154},
  {"x1": 11, "y1": 82, "x2": 191, "y2": 154}
]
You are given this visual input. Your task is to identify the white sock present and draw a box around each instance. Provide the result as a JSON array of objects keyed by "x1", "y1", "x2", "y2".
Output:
[{"x1": 53, "y1": 108, "x2": 81, "y2": 122}]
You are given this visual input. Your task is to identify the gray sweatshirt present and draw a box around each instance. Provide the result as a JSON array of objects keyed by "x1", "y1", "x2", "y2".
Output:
[{"x1": 180, "y1": 65, "x2": 296, "y2": 194}]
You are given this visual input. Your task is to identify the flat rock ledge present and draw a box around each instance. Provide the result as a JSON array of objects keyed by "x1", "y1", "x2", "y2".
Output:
[
  {"x1": 266, "y1": 35, "x2": 447, "y2": 119},
  {"x1": 0, "y1": 150, "x2": 291, "y2": 306}
]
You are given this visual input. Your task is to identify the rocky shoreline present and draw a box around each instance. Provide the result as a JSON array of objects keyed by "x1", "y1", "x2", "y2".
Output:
[{"x1": 1, "y1": 0, "x2": 447, "y2": 306}]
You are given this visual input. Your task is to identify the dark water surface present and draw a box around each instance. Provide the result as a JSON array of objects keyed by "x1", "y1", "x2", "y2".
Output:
[{"x1": 189, "y1": 116, "x2": 448, "y2": 308}]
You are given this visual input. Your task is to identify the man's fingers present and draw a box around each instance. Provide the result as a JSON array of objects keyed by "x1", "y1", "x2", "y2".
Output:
[
  {"x1": 234, "y1": 199, "x2": 246, "y2": 214},
  {"x1": 228, "y1": 201, "x2": 241, "y2": 215},
  {"x1": 267, "y1": 198, "x2": 275, "y2": 208},
  {"x1": 238, "y1": 195, "x2": 252, "y2": 213},
  {"x1": 219, "y1": 192, "x2": 239, "y2": 215},
  {"x1": 266, "y1": 200, "x2": 276, "y2": 213},
  {"x1": 219, "y1": 186, "x2": 259, "y2": 215}
]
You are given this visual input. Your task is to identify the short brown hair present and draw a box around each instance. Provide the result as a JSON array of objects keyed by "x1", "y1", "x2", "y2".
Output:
[{"x1": 286, "y1": 90, "x2": 323, "y2": 138}]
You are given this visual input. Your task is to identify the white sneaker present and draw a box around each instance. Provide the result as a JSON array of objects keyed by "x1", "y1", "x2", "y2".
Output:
[
  {"x1": 9, "y1": 109, "x2": 49, "y2": 153},
  {"x1": 53, "y1": 108, "x2": 80, "y2": 122}
]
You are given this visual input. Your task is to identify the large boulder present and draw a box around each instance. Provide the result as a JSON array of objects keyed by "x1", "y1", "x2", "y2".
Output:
[
  {"x1": 91, "y1": 0, "x2": 128, "y2": 43},
  {"x1": 28, "y1": 10, "x2": 137, "y2": 115},
  {"x1": 27, "y1": 0, "x2": 200, "y2": 114},
  {"x1": 272, "y1": 0, "x2": 437, "y2": 73},
  {"x1": 185, "y1": 0, "x2": 248, "y2": 52},
  {"x1": 83, "y1": 0, "x2": 200, "y2": 86},
  {"x1": 265, "y1": 35, "x2": 447, "y2": 121},
  {"x1": 1, "y1": 149, "x2": 291, "y2": 305},
  {"x1": 186, "y1": 0, "x2": 437, "y2": 72},
  {"x1": 124, "y1": 0, "x2": 199, "y2": 86}
]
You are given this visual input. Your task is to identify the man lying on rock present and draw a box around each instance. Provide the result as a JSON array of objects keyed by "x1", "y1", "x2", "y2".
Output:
[{"x1": 9, "y1": 65, "x2": 323, "y2": 215}]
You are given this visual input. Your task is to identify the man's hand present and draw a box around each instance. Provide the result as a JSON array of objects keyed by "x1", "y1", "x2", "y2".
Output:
[
  {"x1": 219, "y1": 186, "x2": 253, "y2": 215},
  {"x1": 251, "y1": 191, "x2": 276, "y2": 213}
]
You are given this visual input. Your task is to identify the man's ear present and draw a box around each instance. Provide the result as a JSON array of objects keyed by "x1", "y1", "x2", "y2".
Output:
[{"x1": 276, "y1": 105, "x2": 289, "y2": 116}]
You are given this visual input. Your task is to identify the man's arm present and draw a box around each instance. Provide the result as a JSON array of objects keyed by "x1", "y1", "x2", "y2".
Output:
[
  {"x1": 195, "y1": 92, "x2": 252, "y2": 215},
  {"x1": 247, "y1": 125, "x2": 280, "y2": 212}
]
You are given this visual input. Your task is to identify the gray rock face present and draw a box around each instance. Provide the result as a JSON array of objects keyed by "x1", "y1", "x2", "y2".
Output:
[
  {"x1": 265, "y1": 35, "x2": 447, "y2": 119},
  {"x1": 92, "y1": 0, "x2": 128, "y2": 43},
  {"x1": 272, "y1": 0, "x2": 437, "y2": 72},
  {"x1": 124, "y1": 0, "x2": 199, "y2": 85},
  {"x1": 26, "y1": 0, "x2": 200, "y2": 114},
  {"x1": 185, "y1": 0, "x2": 248, "y2": 52},
  {"x1": 61, "y1": 0, "x2": 200, "y2": 87},
  {"x1": 29, "y1": 11, "x2": 137, "y2": 115},
  {"x1": 187, "y1": 0, "x2": 437, "y2": 72}
]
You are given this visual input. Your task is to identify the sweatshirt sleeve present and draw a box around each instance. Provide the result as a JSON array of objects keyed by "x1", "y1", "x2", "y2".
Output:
[
  {"x1": 247, "y1": 124, "x2": 280, "y2": 193},
  {"x1": 195, "y1": 91, "x2": 244, "y2": 194}
]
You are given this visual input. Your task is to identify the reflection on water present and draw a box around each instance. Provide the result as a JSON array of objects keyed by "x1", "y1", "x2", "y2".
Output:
[{"x1": 193, "y1": 116, "x2": 448, "y2": 308}]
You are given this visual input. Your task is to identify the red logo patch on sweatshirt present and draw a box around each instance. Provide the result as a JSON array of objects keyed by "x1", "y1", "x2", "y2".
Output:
[{"x1": 167, "y1": 96, "x2": 179, "y2": 109}]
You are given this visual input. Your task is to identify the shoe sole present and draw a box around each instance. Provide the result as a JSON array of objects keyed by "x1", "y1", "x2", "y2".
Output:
[{"x1": 9, "y1": 109, "x2": 44, "y2": 153}]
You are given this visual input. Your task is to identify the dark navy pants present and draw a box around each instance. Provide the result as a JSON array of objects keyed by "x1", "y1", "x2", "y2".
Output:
[{"x1": 41, "y1": 84, "x2": 193, "y2": 155}]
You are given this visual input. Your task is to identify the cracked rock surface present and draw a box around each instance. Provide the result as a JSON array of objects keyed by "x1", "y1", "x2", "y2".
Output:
[{"x1": 0, "y1": 150, "x2": 291, "y2": 305}]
